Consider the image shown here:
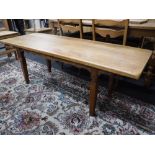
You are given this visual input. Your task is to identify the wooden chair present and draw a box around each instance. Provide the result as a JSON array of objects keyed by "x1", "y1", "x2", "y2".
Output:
[
  {"x1": 92, "y1": 19, "x2": 129, "y2": 96},
  {"x1": 92, "y1": 19, "x2": 129, "y2": 45},
  {"x1": 58, "y1": 19, "x2": 83, "y2": 38}
]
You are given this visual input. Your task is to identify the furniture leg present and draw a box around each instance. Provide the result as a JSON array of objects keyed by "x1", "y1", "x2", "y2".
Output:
[
  {"x1": 141, "y1": 37, "x2": 145, "y2": 48},
  {"x1": 144, "y1": 52, "x2": 155, "y2": 87},
  {"x1": 7, "y1": 53, "x2": 12, "y2": 58},
  {"x1": 89, "y1": 69, "x2": 98, "y2": 116},
  {"x1": 46, "y1": 59, "x2": 51, "y2": 72},
  {"x1": 53, "y1": 27, "x2": 58, "y2": 35},
  {"x1": 144, "y1": 66, "x2": 154, "y2": 88},
  {"x1": 108, "y1": 74, "x2": 114, "y2": 98},
  {"x1": 61, "y1": 63, "x2": 64, "y2": 69},
  {"x1": 18, "y1": 49, "x2": 29, "y2": 84},
  {"x1": 114, "y1": 78, "x2": 119, "y2": 90},
  {"x1": 6, "y1": 45, "x2": 12, "y2": 58},
  {"x1": 14, "y1": 51, "x2": 18, "y2": 60}
]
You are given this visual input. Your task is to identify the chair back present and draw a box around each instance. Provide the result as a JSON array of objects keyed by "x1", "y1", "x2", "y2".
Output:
[
  {"x1": 58, "y1": 19, "x2": 83, "y2": 38},
  {"x1": 92, "y1": 19, "x2": 129, "y2": 45}
]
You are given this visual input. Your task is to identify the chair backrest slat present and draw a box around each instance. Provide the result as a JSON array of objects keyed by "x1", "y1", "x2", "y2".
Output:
[
  {"x1": 58, "y1": 19, "x2": 83, "y2": 38},
  {"x1": 94, "y1": 19, "x2": 128, "y2": 27},
  {"x1": 96, "y1": 28, "x2": 124, "y2": 38}
]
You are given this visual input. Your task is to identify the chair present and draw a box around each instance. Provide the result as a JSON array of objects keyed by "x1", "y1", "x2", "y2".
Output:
[
  {"x1": 58, "y1": 19, "x2": 83, "y2": 38},
  {"x1": 92, "y1": 19, "x2": 129, "y2": 45},
  {"x1": 0, "y1": 19, "x2": 18, "y2": 60},
  {"x1": 92, "y1": 19, "x2": 129, "y2": 97}
]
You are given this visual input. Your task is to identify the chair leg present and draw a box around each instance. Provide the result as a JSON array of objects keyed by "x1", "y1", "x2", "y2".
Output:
[
  {"x1": 61, "y1": 63, "x2": 64, "y2": 69},
  {"x1": 108, "y1": 74, "x2": 115, "y2": 98},
  {"x1": 141, "y1": 37, "x2": 145, "y2": 48},
  {"x1": 14, "y1": 51, "x2": 18, "y2": 60},
  {"x1": 46, "y1": 59, "x2": 51, "y2": 72},
  {"x1": 53, "y1": 27, "x2": 58, "y2": 35},
  {"x1": 114, "y1": 78, "x2": 119, "y2": 90},
  {"x1": 6, "y1": 45, "x2": 13, "y2": 58},
  {"x1": 7, "y1": 53, "x2": 12, "y2": 58},
  {"x1": 77, "y1": 68, "x2": 81, "y2": 76}
]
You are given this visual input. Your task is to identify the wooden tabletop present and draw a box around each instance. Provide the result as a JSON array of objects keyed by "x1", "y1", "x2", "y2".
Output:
[
  {"x1": 0, "y1": 31, "x2": 19, "y2": 39},
  {"x1": 25, "y1": 27, "x2": 52, "y2": 33},
  {"x1": 0, "y1": 33, "x2": 152, "y2": 79},
  {"x1": 129, "y1": 19, "x2": 155, "y2": 30}
]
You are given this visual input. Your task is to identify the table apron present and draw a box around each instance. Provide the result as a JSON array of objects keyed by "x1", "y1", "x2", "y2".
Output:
[{"x1": 18, "y1": 48, "x2": 136, "y2": 79}]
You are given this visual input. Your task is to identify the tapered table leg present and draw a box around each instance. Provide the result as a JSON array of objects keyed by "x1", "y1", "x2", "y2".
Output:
[
  {"x1": 89, "y1": 69, "x2": 98, "y2": 116},
  {"x1": 46, "y1": 59, "x2": 51, "y2": 72},
  {"x1": 18, "y1": 49, "x2": 29, "y2": 84}
]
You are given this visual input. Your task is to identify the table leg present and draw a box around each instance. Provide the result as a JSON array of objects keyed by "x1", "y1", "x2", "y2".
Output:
[
  {"x1": 89, "y1": 69, "x2": 98, "y2": 116},
  {"x1": 18, "y1": 49, "x2": 29, "y2": 84},
  {"x1": 46, "y1": 59, "x2": 51, "y2": 72}
]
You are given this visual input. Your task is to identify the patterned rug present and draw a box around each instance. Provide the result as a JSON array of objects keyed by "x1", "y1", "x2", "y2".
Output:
[{"x1": 0, "y1": 57, "x2": 155, "y2": 135}]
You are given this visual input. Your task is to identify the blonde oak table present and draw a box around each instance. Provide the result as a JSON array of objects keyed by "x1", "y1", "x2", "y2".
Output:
[{"x1": 0, "y1": 33, "x2": 152, "y2": 116}]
